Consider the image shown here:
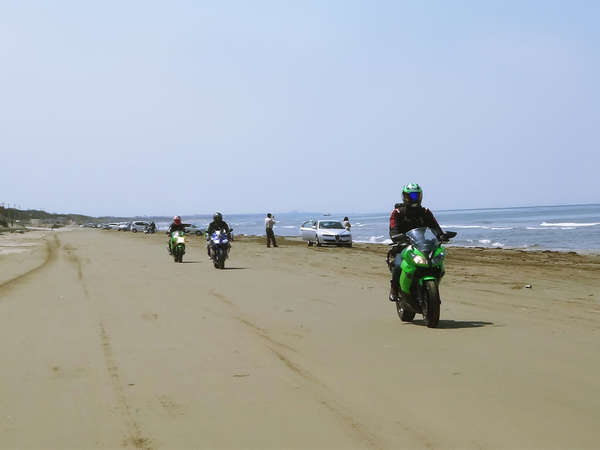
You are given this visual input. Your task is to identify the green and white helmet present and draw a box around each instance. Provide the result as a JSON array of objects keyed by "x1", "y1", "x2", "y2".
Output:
[{"x1": 402, "y1": 183, "x2": 423, "y2": 207}]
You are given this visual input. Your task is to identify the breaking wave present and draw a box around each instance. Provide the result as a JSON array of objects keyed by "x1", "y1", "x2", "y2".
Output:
[{"x1": 540, "y1": 222, "x2": 600, "y2": 227}]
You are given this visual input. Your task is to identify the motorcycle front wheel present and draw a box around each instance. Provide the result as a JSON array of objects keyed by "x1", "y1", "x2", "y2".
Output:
[
  {"x1": 217, "y1": 248, "x2": 225, "y2": 269},
  {"x1": 174, "y1": 246, "x2": 184, "y2": 263},
  {"x1": 422, "y1": 279, "x2": 440, "y2": 328},
  {"x1": 396, "y1": 300, "x2": 415, "y2": 322}
]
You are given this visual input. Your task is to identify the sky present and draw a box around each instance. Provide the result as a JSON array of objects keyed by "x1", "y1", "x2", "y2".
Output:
[{"x1": 1, "y1": 0, "x2": 599, "y2": 217}]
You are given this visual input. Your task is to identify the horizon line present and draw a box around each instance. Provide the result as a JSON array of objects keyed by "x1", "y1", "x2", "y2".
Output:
[{"x1": 10, "y1": 201, "x2": 598, "y2": 219}]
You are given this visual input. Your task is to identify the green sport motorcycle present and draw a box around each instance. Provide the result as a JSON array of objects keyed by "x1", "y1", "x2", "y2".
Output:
[
  {"x1": 169, "y1": 230, "x2": 186, "y2": 263},
  {"x1": 386, "y1": 227, "x2": 456, "y2": 328}
]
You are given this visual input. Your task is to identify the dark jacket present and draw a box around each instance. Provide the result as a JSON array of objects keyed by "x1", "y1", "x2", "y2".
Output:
[
  {"x1": 167, "y1": 223, "x2": 186, "y2": 234},
  {"x1": 389, "y1": 204, "x2": 443, "y2": 238},
  {"x1": 207, "y1": 220, "x2": 230, "y2": 236}
]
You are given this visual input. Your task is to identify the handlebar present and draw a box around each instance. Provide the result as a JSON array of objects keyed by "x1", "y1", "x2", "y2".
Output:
[{"x1": 390, "y1": 233, "x2": 409, "y2": 244}]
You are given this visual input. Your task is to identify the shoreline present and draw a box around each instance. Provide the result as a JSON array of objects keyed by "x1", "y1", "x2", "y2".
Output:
[
  {"x1": 3, "y1": 227, "x2": 598, "y2": 257},
  {"x1": 234, "y1": 232, "x2": 600, "y2": 256}
]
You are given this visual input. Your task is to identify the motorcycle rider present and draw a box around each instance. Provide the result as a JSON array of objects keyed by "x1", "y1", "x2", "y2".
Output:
[
  {"x1": 388, "y1": 183, "x2": 446, "y2": 302},
  {"x1": 206, "y1": 212, "x2": 231, "y2": 257},
  {"x1": 166, "y1": 216, "x2": 185, "y2": 255}
]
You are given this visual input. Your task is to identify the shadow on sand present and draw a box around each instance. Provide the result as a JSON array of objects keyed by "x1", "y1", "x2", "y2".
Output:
[
  {"x1": 222, "y1": 267, "x2": 247, "y2": 270},
  {"x1": 182, "y1": 261, "x2": 202, "y2": 264},
  {"x1": 412, "y1": 319, "x2": 494, "y2": 329}
]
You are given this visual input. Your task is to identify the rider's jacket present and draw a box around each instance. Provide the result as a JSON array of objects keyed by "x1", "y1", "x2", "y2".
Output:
[
  {"x1": 389, "y1": 203, "x2": 443, "y2": 239},
  {"x1": 167, "y1": 223, "x2": 186, "y2": 234},
  {"x1": 207, "y1": 220, "x2": 230, "y2": 237}
]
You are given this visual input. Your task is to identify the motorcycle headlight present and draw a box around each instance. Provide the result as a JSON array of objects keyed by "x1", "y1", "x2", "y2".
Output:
[{"x1": 412, "y1": 254, "x2": 428, "y2": 265}]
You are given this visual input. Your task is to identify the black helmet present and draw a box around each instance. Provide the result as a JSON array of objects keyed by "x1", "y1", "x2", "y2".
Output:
[{"x1": 213, "y1": 212, "x2": 222, "y2": 221}]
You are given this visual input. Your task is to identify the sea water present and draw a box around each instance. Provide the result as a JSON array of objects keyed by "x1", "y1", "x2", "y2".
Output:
[{"x1": 156, "y1": 204, "x2": 600, "y2": 253}]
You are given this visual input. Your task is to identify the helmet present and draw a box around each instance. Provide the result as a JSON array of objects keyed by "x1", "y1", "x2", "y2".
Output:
[
  {"x1": 173, "y1": 216, "x2": 182, "y2": 225},
  {"x1": 213, "y1": 212, "x2": 222, "y2": 221},
  {"x1": 402, "y1": 183, "x2": 423, "y2": 207}
]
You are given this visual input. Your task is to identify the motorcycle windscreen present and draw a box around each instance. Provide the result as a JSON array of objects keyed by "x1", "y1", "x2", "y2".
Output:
[{"x1": 405, "y1": 227, "x2": 440, "y2": 253}]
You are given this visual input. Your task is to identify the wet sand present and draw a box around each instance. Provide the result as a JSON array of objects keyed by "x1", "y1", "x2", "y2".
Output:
[{"x1": 1, "y1": 228, "x2": 599, "y2": 449}]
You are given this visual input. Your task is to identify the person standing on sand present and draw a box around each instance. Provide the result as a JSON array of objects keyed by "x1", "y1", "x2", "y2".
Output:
[
  {"x1": 265, "y1": 213, "x2": 278, "y2": 248},
  {"x1": 343, "y1": 217, "x2": 351, "y2": 231}
]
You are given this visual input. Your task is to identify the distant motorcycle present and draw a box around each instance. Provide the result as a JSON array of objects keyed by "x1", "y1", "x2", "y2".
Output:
[
  {"x1": 169, "y1": 230, "x2": 186, "y2": 263},
  {"x1": 386, "y1": 227, "x2": 456, "y2": 328},
  {"x1": 208, "y1": 229, "x2": 231, "y2": 269},
  {"x1": 144, "y1": 225, "x2": 155, "y2": 234}
]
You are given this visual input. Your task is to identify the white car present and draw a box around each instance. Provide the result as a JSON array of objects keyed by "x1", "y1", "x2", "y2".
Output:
[
  {"x1": 184, "y1": 224, "x2": 205, "y2": 236},
  {"x1": 300, "y1": 220, "x2": 352, "y2": 247},
  {"x1": 130, "y1": 221, "x2": 150, "y2": 233}
]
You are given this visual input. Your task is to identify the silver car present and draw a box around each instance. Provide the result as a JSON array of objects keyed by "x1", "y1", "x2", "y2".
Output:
[
  {"x1": 300, "y1": 220, "x2": 352, "y2": 247},
  {"x1": 130, "y1": 221, "x2": 150, "y2": 233},
  {"x1": 117, "y1": 222, "x2": 131, "y2": 231}
]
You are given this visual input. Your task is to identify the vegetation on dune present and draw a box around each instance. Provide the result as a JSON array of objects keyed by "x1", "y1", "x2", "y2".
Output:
[
  {"x1": 0, "y1": 205, "x2": 167, "y2": 227},
  {"x1": 0, "y1": 206, "x2": 104, "y2": 229}
]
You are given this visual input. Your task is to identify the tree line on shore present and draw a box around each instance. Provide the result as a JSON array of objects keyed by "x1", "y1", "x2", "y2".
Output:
[
  {"x1": 0, "y1": 206, "x2": 170, "y2": 230},
  {"x1": 0, "y1": 206, "x2": 116, "y2": 229}
]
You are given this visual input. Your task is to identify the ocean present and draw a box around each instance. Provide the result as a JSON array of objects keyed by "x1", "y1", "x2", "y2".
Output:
[{"x1": 156, "y1": 204, "x2": 600, "y2": 253}]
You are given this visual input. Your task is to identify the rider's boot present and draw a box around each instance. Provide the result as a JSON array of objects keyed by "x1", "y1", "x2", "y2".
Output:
[{"x1": 389, "y1": 280, "x2": 399, "y2": 302}]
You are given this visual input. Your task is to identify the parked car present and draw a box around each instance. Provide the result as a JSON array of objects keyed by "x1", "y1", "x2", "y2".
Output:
[
  {"x1": 117, "y1": 222, "x2": 131, "y2": 231},
  {"x1": 130, "y1": 221, "x2": 150, "y2": 233},
  {"x1": 300, "y1": 220, "x2": 352, "y2": 247},
  {"x1": 184, "y1": 224, "x2": 205, "y2": 236}
]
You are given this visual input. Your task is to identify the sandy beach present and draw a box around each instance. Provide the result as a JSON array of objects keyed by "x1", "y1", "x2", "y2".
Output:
[{"x1": 1, "y1": 228, "x2": 599, "y2": 449}]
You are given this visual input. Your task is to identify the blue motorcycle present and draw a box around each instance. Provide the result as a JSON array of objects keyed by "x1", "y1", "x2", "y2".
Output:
[{"x1": 209, "y1": 229, "x2": 231, "y2": 269}]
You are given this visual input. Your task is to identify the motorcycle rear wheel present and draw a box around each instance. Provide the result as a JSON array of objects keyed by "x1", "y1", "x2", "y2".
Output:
[{"x1": 423, "y1": 280, "x2": 440, "y2": 328}]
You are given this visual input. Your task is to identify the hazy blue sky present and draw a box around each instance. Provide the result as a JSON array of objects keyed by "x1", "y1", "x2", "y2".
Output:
[{"x1": 1, "y1": 1, "x2": 599, "y2": 216}]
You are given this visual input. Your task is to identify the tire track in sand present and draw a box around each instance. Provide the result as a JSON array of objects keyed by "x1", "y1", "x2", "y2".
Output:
[
  {"x1": 0, "y1": 235, "x2": 60, "y2": 296},
  {"x1": 63, "y1": 244, "x2": 153, "y2": 450},
  {"x1": 99, "y1": 323, "x2": 153, "y2": 450},
  {"x1": 209, "y1": 289, "x2": 385, "y2": 450}
]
